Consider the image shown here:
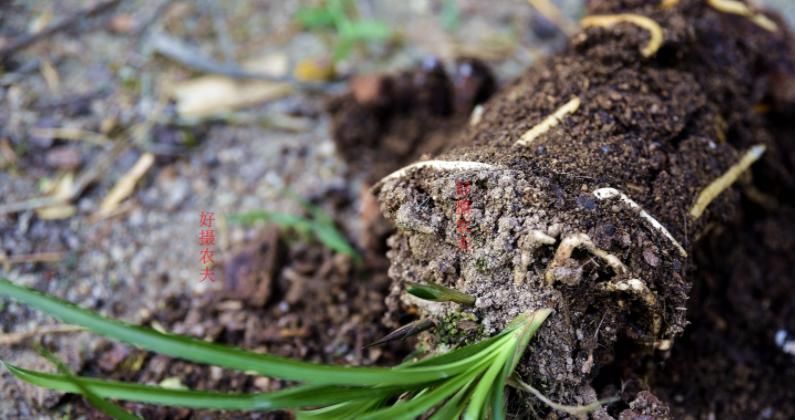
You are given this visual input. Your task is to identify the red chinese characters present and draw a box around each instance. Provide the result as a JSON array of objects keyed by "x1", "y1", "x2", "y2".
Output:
[
  {"x1": 455, "y1": 180, "x2": 472, "y2": 251},
  {"x1": 199, "y1": 211, "x2": 216, "y2": 282}
]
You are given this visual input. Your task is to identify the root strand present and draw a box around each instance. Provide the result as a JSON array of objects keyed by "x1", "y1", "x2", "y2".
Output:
[
  {"x1": 375, "y1": 160, "x2": 499, "y2": 189},
  {"x1": 706, "y1": 0, "x2": 778, "y2": 32},
  {"x1": 515, "y1": 97, "x2": 581, "y2": 147},
  {"x1": 594, "y1": 187, "x2": 687, "y2": 257},
  {"x1": 690, "y1": 144, "x2": 766, "y2": 219},
  {"x1": 545, "y1": 233, "x2": 627, "y2": 285},
  {"x1": 581, "y1": 14, "x2": 664, "y2": 57}
]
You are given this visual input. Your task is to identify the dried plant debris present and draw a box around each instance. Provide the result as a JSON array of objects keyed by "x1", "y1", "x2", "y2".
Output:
[{"x1": 375, "y1": 0, "x2": 795, "y2": 412}]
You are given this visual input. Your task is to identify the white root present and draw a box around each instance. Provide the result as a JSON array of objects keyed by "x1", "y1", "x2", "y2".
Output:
[
  {"x1": 469, "y1": 104, "x2": 485, "y2": 126},
  {"x1": 593, "y1": 187, "x2": 688, "y2": 257},
  {"x1": 515, "y1": 97, "x2": 581, "y2": 147},
  {"x1": 689, "y1": 144, "x2": 766, "y2": 219},
  {"x1": 374, "y1": 160, "x2": 500, "y2": 188},
  {"x1": 545, "y1": 233, "x2": 627, "y2": 285},
  {"x1": 597, "y1": 278, "x2": 661, "y2": 335},
  {"x1": 581, "y1": 14, "x2": 665, "y2": 57},
  {"x1": 514, "y1": 229, "x2": 557, "y2": 285},
  {"x1": 706, "y1": 0, "x2": 778, "y2": 32},
  {"x1": 544, "y1": 233, "x2": 662, "y2": 335},
  {"x1": 527, "y1": 0, "x2": 578, "y2": 36}
]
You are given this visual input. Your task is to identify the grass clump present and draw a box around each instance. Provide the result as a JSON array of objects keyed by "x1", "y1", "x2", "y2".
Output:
[
  {"x1": 295, "y1": 0, "x2": 392, "y2": 61},
  {"x1": 0, "y1": 277, "x2": 558, "y2": 418}
]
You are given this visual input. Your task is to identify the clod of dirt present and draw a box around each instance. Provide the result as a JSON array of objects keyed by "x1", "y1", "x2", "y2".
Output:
[
  {"x1": 219, "y1": 226, "x2": 283, "y2": 307},
  {"x1": 329, "y1": 57, "x2": 496, "y2": 183},
  {"x1": 374, "y1": 0, "x2": 795, "y2": 412},
  {"x1": 618, "y1": 391, "x2": 671, "y2": 420}
]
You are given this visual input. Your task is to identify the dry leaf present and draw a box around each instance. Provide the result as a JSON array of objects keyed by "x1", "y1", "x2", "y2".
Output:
[
  {"x1": 97, "y1": 152, "x2": 155, "y2": 218},
  {"x1": 36, "y1": 204, "x2": 76, "y2": 220},
  {"x1": 171, "y1": 77, "x2": 292, "y2": 118}
]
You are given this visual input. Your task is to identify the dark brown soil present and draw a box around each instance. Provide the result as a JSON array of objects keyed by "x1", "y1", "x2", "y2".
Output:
[
  {"x1": 329, "y1": 57, "x2": 496, "y2": 183},
  {"x1": 653, "y1": 205, "x2": 795, "y2": 419},
  {"x1": 365, "y1": 0, "x2": 795, "y2": 416}
]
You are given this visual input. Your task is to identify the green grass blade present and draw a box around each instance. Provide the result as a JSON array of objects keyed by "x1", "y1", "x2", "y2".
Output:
[
  {"x1": 0, "y1": 278, "x2": 475, "y2": 386},
  {"x1": 3, "y1": 363, "x2": 403, "y2": 411},
  {"x1": 489, "y1": 358, "x2": 510, "y2": 420},
  {"x1": 428, "y1": 377, "x2": 475, "y2": 420},
  {"x1": 491, "y1": 309, "x2": 552, "y2": 420},
  {"x1": 227, "y1": 211, "x2": 313, "y2": 234},
  {"x1": 298, "y1": 398, "x2": 384, "y2": 420},
  {"x1": 506, "y1": 309, "x2": 551, "y2": 373},
  {"x1": 228, "y1": 208, "x2": 359, "y2": 260},
  {"x1": 463, "y1": 348, "x2": 511, "y2": 420},
  {"x1": 359, "y1": 360, "x2": 489, "y2": 420},
  {"x1": 34, "y1": 347, "x2": 141, "y2": 420},
  {"x1": 311, "y1": 223, "x2": 359, "y2": 259},
  {"x1": 295, "y1": 7, "x2": 336, "y2": 29},
  {"x1": 405, "y1": 282, "x2": 476, "y2": 306},
  {"x1": 405, "y1": 333, "x2": 509, "y2": 368}
]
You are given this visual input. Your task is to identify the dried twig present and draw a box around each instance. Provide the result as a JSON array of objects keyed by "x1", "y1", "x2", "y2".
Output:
[
  {"x1": 148, "y1": 33, "x2": 277, "y2": 81},
  {"x1": 0, "y1": 325, "x2": 84, "y2": 346},
  {"x1": 365, "y1": 319, "x2": 435, "y2": 348},
  {"x1": 0, "y1": 143, "x2": 126, "y2": 215},
  {"x1": 29, "y1": 127, "x2": 110, "y2": 146},
  {"x1": 96, "y1": 152, "x2": 155, "y2": 219},
  {"x1": 0, "y1": 251, "x2": 64, "y2": 266},
  {"x1": 0, "y1": 0, "x2": 122, "y2": 60}
]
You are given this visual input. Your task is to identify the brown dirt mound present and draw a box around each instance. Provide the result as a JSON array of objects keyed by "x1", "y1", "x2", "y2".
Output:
[{"x1": 368, "y1": 0, "x2": 795, "y2": 414}]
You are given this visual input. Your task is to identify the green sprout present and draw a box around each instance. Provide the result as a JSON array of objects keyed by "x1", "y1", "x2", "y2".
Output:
[
  {"x1": 295, "y1": 0, "x2": 392, "y2": 61},
  {"x1": 406, "y1": 281, "x2": 476, "y2": 306},
  {"x1": 33, "y1": 343, "x2": 141, "y2": 420},
  {"x1": 0, "y1": 277, "x2": 561, "y2": 418},
  {"x1": 441, "y1": 0, "x2": 461, "y2": 32},
  {"x1": 228, "y1": 200, "x2": 360, "y2": 263}
]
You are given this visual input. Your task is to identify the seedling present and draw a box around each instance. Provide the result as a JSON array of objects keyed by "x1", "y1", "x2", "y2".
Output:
[
  {"x1": 295, "y1": 0, "x2": 392, "y2": 61},
  {"x1": 228, "y1": 199, "x2": 360, "y2": 262},
  {"x1": 406, "y1": 281, "x2": 476, "y2": 306},
  {"x1": 0, "y1": 277, "x2": 598, "y2": 418}
]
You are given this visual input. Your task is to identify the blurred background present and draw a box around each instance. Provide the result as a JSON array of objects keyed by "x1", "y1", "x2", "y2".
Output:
[{"x1": 1, "y1": 0, "x2": 794, "y2": 418}]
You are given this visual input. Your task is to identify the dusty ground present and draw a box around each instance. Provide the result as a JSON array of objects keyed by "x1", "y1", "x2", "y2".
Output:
[{"x1": 0, "y1": 0, "x2": 794, "y2": 419}]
